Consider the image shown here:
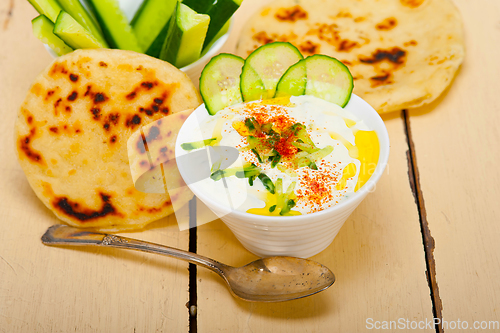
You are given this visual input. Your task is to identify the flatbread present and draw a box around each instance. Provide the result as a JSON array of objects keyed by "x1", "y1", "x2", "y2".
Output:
[
  {"x1": 15, "y1": 49, "x2": 202, "y2": 231},
  {"x1": 236, "y1": 0, "x2": 465, "y2": 113}
]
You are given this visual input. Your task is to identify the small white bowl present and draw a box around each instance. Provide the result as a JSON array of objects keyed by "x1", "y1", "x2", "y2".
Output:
[{"x1": 176, "y1": 94, "x2": 390, "y2": 258}]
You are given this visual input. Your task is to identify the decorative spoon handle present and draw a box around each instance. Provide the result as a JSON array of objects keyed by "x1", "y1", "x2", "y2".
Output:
[{"x1": 42, "y1": 225, "x2": 226, "y2": 275}]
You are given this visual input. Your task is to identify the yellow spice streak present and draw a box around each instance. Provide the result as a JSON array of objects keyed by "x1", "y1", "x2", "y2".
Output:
[
  {"x1": 252, "y1": 96, "x2": 293, "y2": 107},
  {"x1": 330, "y1": 132, "x2": 359, "y2": 158},
  {"x1": 232, "y1": 121, "x2": 250, "y2": 136},
  {"x1": 330, "y1": 130, "x2": 379, "y2": 191},
  {"x1": 343, "y1": 118, "x2": 357, "y2": 128},
  {"x1": 354, "y1": 130, "x2": 380, "y2": 191},
  {"x1": 336, "y1": 163, "x2": 357, "y2": 191},
  {"x1": 247, "y1": 190, "x2": 301, "y2": 216}
]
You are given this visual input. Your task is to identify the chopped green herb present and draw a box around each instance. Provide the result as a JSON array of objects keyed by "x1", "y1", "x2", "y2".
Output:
[
  {"x1": 249, "y1": 174, "x2": 257, "y2": 186},
  {"x1": 251, "y1": 148, "x2": 263, "y2": 163},
  {"x1": 258, "y1": 173, "x2": 275, "y2": 194},
  {"x1": 269, "y1": 205, "x2": 276, "y2": 212},
  {"x1": 271, "y1": 153, "x2": 281, "y2": 168},
  {"x1": 210, "y1": 169, "x2": 225, "y2": 181},
  {"x1": 181, "y1": 137, "x2": 217, "y2": 151},
  {"x1": 280, "y1": 199, "x2": 296, "y2": 215}
]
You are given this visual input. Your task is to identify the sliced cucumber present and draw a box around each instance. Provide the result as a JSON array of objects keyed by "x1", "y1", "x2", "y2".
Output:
[
  {"x1": 200, "y1": 53, "x2": 244, "y2": 115},
  {"x1": 86, "y1": 0, "x2": 142, "y2": 52},
  {"x1": 131, "y1": 0, "x2": 177, "y2": 52},
  {"x1": 53, "y1": 11, "x2": 106, "y2": 49},
  {"x1": 201, "y1": 19, "x2": 230, "y2": 56},
  {"x1": 240, "y1": 42, "x2": 303, "y2": 101},
  {"x1": 27, "y1": 0, "x2": 62, "y2": 23},
  {"x1": 240, "y1": 65, "x2": 266, "y2": 102},
  {"x1": 32, "y1": 15, "x2": 73, "y2": 56},
  {"x1": 159, "y1": 3, "x2": 210, "y2": 68},
  {"x1": 57, "y1": 0, "x2": 108, "y2": 47},
  {"x1": 304, "y1": 55, "x2": 354, "y2": 107},
  {"x1": 183, "y1": 0, "x2": 242, "y2": 51},
  {"x1": 275, "y1": 59, "x2": 307, "y2": 98},
  {"x1": 145, "y1": 19, "x2": 171, "y2": 58}
]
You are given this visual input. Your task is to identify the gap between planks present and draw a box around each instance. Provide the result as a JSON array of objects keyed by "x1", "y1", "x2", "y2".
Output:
[
  {"x1": 188, "y1": 197, "x2": 198, "y2": 333},
  {"x1": 403, "y1": 110, "x2": 444, "y2": 333}
]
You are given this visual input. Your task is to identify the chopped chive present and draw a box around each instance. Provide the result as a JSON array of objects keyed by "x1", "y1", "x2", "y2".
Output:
[
  {"x1": 181, "y1": 137, "x2": 217, "y2": 151},
  {"x1": 269, "y1": 205, "x2": 276, "y2": 212},
  {"x1": 210, "y1": 169, "x2": 225, "y2": 181},
  {"x1": 280, "y1": 199, "x2": 296, "y2": 215},
  {"x1": 309, "y1": 162, "x2": 318, "y2": 170},
  {"x1": 251, "y1": 148, "x2": 263, "y2": 163},
  {"x1": 258, "y1": 173, "x2": 275, "y2": 194},
  {"x1": 244, "y1": 118, "x2": 255, "y2": 131},
  {"x1": 249, "y1": 174, "x2": 257, "y2": 186},
  {"x1": 271, "y1": 153, "x2": 281, "y2": 168}
]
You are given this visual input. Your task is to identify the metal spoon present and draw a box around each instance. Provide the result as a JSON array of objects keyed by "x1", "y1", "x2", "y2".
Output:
[{"x1": 42, "y1": 225, "x2": 335, "y2": 302}]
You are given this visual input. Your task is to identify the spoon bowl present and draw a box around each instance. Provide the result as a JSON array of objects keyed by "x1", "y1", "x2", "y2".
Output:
[
  {"x1": 42, "y1": 225, "x2": 335, "y2": 302},
  {"x1": 221, "y1": 256, "x2": 335, "y2": 302}
]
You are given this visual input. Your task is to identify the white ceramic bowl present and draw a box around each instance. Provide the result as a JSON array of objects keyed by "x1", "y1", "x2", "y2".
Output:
[{"x1": 176, "y1": 94, "x2": 390, "y2": 258}]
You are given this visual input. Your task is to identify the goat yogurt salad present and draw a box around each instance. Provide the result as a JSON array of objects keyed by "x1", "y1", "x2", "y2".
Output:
[{"x1": 180, "y1": 95, "x2": 380, "y2": 216}]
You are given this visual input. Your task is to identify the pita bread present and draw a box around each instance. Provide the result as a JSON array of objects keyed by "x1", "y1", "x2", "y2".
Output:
[
  {"x1": 15, "y1": 49, "x2": 201, "y2": 231},
  {"x1": 236, "y1": 0, "x2": 465, "y2": 113}
]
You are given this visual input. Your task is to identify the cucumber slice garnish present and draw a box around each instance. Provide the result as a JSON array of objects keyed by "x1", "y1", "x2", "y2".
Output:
[
  {"x1": 32, "y1": 15, "x2": 73, "y2": 56},
  {"x1": 240, "y1": 42, "x2": 303, "y2": 102},
  {"x1": 200, "y1": 53, "x2": 245, "y2": 115},
  {"x1": 53, "y1": 11, "x2": 106, "y2": 49},
  {"x1": 131, "y1": 0, "x2": 177, "y2": 52},
  {"x1": 240, "y1": 65, "x2": 266, "y2": 102},
  {"x1": 304, "y1": 55, "x2": 354, "y2": 107},
  {"x1": 275, "y1": 59, "x2": 307, "y2": 98},
  {"x1": 86, "y1": 0, "x2": 142, "y2": 52},
  {"x1": 160, "y1": 3, "x2": 210, "y2": 68}
]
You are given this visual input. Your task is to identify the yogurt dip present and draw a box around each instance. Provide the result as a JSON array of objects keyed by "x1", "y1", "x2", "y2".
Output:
[{"x1": 179, "y1": 95, "x2": 379, "y2": 216}]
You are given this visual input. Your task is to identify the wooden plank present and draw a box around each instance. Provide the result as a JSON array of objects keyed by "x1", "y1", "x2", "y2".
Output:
[
  {"x1": 0, "y1": 1, "x2": 190, "y2": 332},
  {"x1": 195, "y1": 2, "x2": 435, "y2": 331},
  {"x1": 408, "y1": 0, "x2": 500, "y2": 330}
]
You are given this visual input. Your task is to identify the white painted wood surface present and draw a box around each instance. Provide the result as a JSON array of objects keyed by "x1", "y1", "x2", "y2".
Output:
[{"x1": 409, "y1": 0, "x2": 500, "y2": 330}]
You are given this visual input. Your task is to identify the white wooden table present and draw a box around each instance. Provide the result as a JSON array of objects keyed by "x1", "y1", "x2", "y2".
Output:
[{"x1": 0, "y1": 1, "x2": 499, "y2": 332}]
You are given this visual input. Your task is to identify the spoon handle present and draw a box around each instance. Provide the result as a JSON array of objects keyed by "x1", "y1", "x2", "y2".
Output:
[{"x1": 42, "y1": 225, "x2": 226, "y2": 275}]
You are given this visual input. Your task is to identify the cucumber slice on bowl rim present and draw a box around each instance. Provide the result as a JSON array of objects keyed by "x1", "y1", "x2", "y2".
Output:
[
  {"x1": 199, "y1": 42, "x2": 354, "y2": 116},
  {"x1": 304, "y1": 54, "x2": 354, "y2": 107},
  {"x1": 275, "y1": 59, "x2": 307, "y2": 98},
  {"x1": 200, "y1": 53, "x2": 245, "y2": 115},
  {"x1": 240, "y1": 42, "x2": 304, "y2": 102},
  {"x1": 276, "y1": 54, "x2": 354, "y2": 107}
]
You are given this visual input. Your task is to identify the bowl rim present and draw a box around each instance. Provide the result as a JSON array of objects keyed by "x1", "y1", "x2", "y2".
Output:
[{"x1": 175, "y1": 94, "x2": 390, "y2": 224}]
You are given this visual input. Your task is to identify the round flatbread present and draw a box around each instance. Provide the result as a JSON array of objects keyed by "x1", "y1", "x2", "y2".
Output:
[
  {"x1": 15, "y1": 49, "x2": 202, "y2": 230},
  {"x1": 236, "y1": 0, "x2": 465, "y2": 113}
]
